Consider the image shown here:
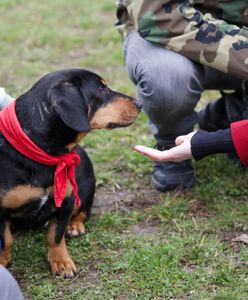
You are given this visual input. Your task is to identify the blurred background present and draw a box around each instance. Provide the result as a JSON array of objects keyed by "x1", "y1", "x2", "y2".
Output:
[{"x1": 0, "y1": 1, "x2": 247, "y2": 299}]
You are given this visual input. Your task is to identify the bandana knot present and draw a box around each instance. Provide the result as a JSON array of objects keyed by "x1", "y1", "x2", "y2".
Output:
[{"x1": 60, "y1": 154, "x2": 81, "y2": 167}]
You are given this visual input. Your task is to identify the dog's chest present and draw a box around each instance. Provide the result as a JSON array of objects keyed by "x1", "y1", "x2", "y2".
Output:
[
  {"x1": 0, "y1": 145, "x2": 55, "y2": 214},
  {"x1": 10, "y1": 193, "x2": 49, "y2": 215},
  {"x1": 5, "y1": 188, "x2": 56, "y2": 228},
  {"x1": 1, "y1": 184, "x2": 49, "y2": 208}
]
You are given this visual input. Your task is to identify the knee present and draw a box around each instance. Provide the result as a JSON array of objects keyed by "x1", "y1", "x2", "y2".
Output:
[
  {"x1": 125, "y1": 48, "x2": 203, "y2": 115},
  {"x1": 0, "y1": 266, "x2": 23, "y2": 300}
]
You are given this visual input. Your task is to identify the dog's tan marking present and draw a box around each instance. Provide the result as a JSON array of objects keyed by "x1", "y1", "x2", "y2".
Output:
[
  {"x1": 47, "y1": 221, "x2": 76, "y2": 278},
  {"x1": 101, "y1": 79, "x2": 107, "y2": 86},
  {"x1": 48, "y1": 180, "x2": 73, "y2": 201},
  {"x1": 67, "y1": 211, "x2": 87, "y2": 236},
  {"x1": 65, "y1": 180, "x2": 73, "y2": 198},
  {"x1": 2, "y1": 185, "x2": 44, "y2": 209},
  {"x1": 66, "y1": 132, "x2": 87, "y2": 151},
  {"x1": 72, "y1": 203, "x2": 80, "y2": 215},
  {"x1": 0, "y1": 222, "x2": 13, "y2": 267},
  {"x1": 48, "y1": 185, "x2": 54, "y2": 196},
  {"x1": 90, "y1": 97, "x2": 139, "y2": 129}
]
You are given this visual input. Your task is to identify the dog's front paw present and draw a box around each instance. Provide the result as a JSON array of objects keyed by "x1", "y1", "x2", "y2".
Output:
[{"x1": 48, "y1": 247, "x2": 77, "y2": 278}]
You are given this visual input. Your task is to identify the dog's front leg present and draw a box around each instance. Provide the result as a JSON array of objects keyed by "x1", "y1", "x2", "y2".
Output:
[
  {"x1": 0, "y1": 220, "x2": 13, "y2": 267},
  {"x1": 47, "y1": 196, "x2": 76, "y2": 278}
]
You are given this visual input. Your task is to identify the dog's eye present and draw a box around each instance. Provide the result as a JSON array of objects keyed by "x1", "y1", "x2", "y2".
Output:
[{"x1": 97, "y1": 85, "x2": 107, "y2": 95}]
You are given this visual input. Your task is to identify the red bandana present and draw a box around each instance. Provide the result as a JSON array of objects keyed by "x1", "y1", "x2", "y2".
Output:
[{"x1": 0, "y1": 101, "x2": 81, "y2": 208}]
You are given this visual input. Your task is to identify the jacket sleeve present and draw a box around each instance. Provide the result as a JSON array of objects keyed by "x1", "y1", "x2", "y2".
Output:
[
  {"x1": 127, "y1": 0, "x2": 248, "y2": 80},
  {"x1": 0, "y1": 88, "x2": 7, "y2": 102},
  {"x1": 191, "y1": 129, "x2": 235, "y2": 161},
  {"x1": 231, "y1": 120, "x2": 248, "y2": 167},
  {"x1": 0, "y1": 88, "x2": 14, "y2": 110}
]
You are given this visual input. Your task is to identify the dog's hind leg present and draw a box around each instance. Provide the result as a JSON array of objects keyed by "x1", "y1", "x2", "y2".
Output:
[
  {"x1": 66, "y1": 181, "x2": 94, "y2": 237},
  {"x1": 66, "y1": 145, "x2": 95, "y2": 237},
  {"x1": 66, "y1": 210, "x2": 87, "y2": 237},
  {"x1": 0, "y1": 221, "x2": 13, "y2": 267}
]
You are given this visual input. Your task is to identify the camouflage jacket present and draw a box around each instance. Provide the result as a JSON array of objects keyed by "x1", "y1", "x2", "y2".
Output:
[{"x1": 116, "y1": 0, "x2": 248, "y2": 80}]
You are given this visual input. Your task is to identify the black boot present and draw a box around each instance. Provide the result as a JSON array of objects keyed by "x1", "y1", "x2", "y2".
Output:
[
  {"x1": 198, "y1": 90, "x2": 248, "y2": 131},
  {"x1": 152, "y1": 142, "x2": 195, "y2": 192}
]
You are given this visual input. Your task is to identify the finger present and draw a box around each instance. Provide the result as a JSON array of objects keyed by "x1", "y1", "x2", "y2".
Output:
[
  {"x1": 134, "y1": 145, "x2": 161, "y2": 158},
  {"x1": 134, "y1": 145, "x2": 173, "y2": 161}
]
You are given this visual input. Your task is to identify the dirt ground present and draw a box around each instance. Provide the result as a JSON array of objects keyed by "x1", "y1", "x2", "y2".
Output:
[
  {"x1": 93, "y1": 182, "x2": 164, "y2": 215},
  {"x1": 93, "y1": 181, "x2": 248, "y2": 250}
]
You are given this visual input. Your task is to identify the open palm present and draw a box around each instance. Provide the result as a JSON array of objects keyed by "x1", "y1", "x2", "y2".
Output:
[{"x1": 134, "y1": 132, "x2": 197, "y2": 162}]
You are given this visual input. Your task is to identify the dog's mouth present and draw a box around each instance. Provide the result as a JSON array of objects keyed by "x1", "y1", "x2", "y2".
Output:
[{"x1": 107, "y1": 121, "x2": 134, "y2": 129}]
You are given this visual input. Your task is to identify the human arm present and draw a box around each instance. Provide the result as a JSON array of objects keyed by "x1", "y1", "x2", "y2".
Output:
[
  {"x1": 231, "y1": 120, "x2": 248, "y2": 167},
  {"x1": 126, "y1": 0, "x2": 248, "y2": 80}
]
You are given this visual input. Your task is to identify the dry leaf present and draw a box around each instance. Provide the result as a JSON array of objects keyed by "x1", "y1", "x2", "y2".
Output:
[{"x1": 233, "y1": 234, "x2": 248, "y2": 244}]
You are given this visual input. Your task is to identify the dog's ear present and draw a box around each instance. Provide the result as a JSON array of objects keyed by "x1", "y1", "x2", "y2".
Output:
[{"x1": 49, "y1": 81, "x2": 90, "y2": 132}]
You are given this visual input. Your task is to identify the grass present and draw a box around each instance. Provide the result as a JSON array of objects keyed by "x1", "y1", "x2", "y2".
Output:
[{"x1": 1, "y1": 0, "x2": 248, "y2": 299}]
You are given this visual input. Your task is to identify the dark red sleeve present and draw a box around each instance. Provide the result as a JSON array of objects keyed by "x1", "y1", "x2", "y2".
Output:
[{"x1": 231, "y1": 120, "x2": 248, "y2": 167}]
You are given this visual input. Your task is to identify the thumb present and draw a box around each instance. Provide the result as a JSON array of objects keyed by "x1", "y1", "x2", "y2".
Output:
[{"x1": 175, "y1": 135, "x2": 186, "y2": 146}]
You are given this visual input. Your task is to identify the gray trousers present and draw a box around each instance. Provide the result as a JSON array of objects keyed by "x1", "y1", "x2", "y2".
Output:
[
  {"x1": 0, "y1": 266, "x2": 24, "y2": 300},
  {"x1": 124, "y1": 31, "x2": 243, "y2": 144}
]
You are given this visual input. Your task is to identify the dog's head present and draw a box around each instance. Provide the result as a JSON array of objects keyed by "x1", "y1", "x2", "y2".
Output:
[
  {"x1": 16, "y1": 69, "x2": 142, "y2": 152},
  {"x1": 47, "y1": 69, "x2": 141, "y2": 132}
]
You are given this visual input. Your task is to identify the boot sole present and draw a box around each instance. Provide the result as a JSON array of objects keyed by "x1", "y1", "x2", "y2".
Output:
[{"x1": 151, "y1": 172, "x2": 195, "y2": 192}]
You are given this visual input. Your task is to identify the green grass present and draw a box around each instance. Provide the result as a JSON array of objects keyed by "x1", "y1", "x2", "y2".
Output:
[{"x1": 1, "y1": 1, "x2": 248, "y2": 299}]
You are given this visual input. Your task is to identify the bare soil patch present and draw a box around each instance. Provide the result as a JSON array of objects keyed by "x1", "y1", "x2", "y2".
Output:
[
  {"x1": 130, "y1": 216, "x2": 161, "y2": 237},
  {"x1": 93, "y1": 181, "x2": 164, "y2": 215},
  {"x1": 187, "y1": 199, "x2": 212, "y2": 218}
]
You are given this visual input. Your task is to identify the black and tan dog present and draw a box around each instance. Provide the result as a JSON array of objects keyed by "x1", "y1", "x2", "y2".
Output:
[{"x1": 0, "y1": 68, "x2": 141, "y2": 278}]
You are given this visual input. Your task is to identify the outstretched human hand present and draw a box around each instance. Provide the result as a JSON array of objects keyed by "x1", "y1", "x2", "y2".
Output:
[{"x1": 134, "y1": 132, "x2": 197, "y2": 162}]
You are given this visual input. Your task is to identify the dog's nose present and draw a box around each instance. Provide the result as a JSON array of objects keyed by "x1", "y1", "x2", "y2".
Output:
[{"x1": 135, "y1": 100, "x2": 143, "y2": 111}]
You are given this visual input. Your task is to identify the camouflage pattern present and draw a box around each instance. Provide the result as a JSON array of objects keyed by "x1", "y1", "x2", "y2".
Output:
[{"x1": 116, "y1": 0, "x2": 248, "y2": 80}]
